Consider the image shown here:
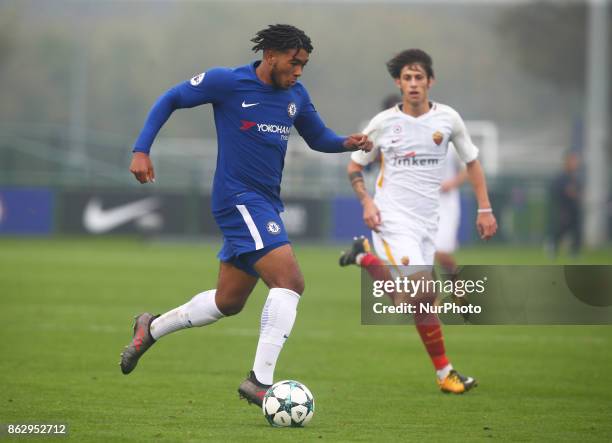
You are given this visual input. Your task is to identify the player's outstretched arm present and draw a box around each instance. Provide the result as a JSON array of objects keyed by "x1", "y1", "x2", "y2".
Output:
[
  {"x1": 294, "y1": 105, "x2": 372, "y2": 153},
  {"x1": 466, "y1": 159, "x2": 497, "y2": 240},
  {"x1": 130, "y1": 67, "x2": 234, "y2": 184},
  {"x1": 130, "y1": 87, "x2": 183, "y2": 184},
  {"x1": 348, "y1": 160, "x2": 381, "y2": 232}
]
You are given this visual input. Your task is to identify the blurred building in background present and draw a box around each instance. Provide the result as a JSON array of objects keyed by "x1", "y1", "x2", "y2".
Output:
[{"x1": 0, "y1": 0, "x2": 609, "y2": 246}]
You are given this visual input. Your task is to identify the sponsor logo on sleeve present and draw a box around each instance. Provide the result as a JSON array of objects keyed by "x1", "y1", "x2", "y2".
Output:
[{"x1": 190, "y1": 72, "x2": 205, "y2": 86}]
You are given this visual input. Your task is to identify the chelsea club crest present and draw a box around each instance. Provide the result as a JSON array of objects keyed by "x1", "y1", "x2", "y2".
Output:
[
  {"x1": 266, "y1": 221, "x2": 281, "y2": 235},
  {"x1": 287, "y1": 102, "x2": 297, "y2": 118}
]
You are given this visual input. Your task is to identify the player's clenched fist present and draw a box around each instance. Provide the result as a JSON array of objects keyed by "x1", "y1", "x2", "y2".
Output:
[
  {"x1": 129, "y1": 152, "x2": 156, "y2": 184},
  {"x1": 476, "y1": 212, "x2": 497, "y2": 240},
  {"x1": 344, "y1": 133, "x2": 373, "y2": 152}
]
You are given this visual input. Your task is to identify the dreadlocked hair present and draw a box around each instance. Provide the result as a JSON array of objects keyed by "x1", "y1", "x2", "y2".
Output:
[{"x1": 251, "y1": 24, "x2": 313, "y2": 53}]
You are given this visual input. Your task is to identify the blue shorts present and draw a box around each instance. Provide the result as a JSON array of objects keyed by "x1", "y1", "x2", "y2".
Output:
[{"x1": 214, "y1": 194, "x2": 290, "y2": 277}]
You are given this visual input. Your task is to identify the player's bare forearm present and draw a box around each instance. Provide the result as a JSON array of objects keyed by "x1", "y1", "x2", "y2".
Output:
[
  {"x1": 466, "y1": 160, "x2": 491, "y2": 209},
  {"x1": 466, "y1": 159, "x2": 497, "y2": 239},
  {"x1": 347, "y1": 161, "x2": 370, "y2": 204},
  {"x1": 348, "y1": 160, "x2": 381, "y2": 231}
]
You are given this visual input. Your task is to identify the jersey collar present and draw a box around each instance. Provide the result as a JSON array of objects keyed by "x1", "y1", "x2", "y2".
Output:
[{"x1": 397, "y1": 101, "x2": 437, "y2": 120}]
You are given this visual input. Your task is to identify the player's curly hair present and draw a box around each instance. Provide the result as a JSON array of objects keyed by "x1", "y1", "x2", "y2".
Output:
[
  {"x1": 386, "y1": 49, "x2": 434, "y2": 79},
  {"x1": 251, "y1": 24, "x2": 313, "y2": 53}
]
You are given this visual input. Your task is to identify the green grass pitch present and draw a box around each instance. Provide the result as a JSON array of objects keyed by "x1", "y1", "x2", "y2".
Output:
[{"x1": 1, "y1": 238, "x2": 611, "y2": 441}]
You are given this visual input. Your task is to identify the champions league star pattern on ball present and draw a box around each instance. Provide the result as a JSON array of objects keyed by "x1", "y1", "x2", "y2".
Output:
[{"x1": 262, "y1": 380, "x2": 315, "y2": 427}]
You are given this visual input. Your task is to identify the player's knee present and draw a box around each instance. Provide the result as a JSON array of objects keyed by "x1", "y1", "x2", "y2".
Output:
[
  {"x1": 223, "y1": 305, "x2": 244, "y2": 316},
  {"x1": 285, "y1": 275, "x2": 305, "y2": 295},
  {"x1": 215, "y1": 292, "x2": 248, "y2": 316},
  {"x1": 271, "y1": 273, "x2": 305, "y2": 295},
  {"x1": 291, "y1": 275, "x2": 305, "y2": 295},
  {"x1": 217, "y1": 299, "x2": 246, "y2": 316}
]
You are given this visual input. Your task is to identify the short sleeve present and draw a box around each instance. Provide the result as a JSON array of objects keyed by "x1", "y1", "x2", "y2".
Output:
[{"x1": 449, "y1": 110, "x2": 479, "y2": 163}]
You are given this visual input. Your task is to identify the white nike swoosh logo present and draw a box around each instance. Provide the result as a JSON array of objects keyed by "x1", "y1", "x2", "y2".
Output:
[
  {"x1": 83, "y1": 197, "x2": 161, "y2": 233},
  {"x1": 241, "y1": 101, "x2": 259, "y2": 108}
]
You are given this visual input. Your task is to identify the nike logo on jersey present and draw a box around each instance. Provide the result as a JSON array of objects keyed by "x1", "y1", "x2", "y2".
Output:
[
  {"x1": 83, "y1": 197, "x2": 161, "y2": 233},
  {"x1": 242, "y1": 101, "x2": 259, "y2": 108}
]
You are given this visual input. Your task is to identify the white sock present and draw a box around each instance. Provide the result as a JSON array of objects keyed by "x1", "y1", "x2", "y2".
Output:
[
  {"x1": 149, "y1": 289, "x2": 223, "y2": 340},
  {"x1": 436, "y1": 363, "x2": 453, "y2": 380},
  {"x1": 252, "y1": 288, "x2": 300, "y2": 385}
]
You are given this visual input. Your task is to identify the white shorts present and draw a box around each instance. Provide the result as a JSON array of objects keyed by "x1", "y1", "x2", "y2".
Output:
[
  {"x1": 435, "y1": 193, "x2": 460, "y2": 253},
  {"x1": 372, "y1": 226, "x2": 435, "y2": 276}
]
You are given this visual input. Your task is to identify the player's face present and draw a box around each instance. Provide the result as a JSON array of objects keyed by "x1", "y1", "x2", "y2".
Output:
[
  {"x1": 395, "y1": 64, "x2": 433, "y2": 107},
  {"x1": 270, "y1": 49, "x2": 309, "y2": 89}
]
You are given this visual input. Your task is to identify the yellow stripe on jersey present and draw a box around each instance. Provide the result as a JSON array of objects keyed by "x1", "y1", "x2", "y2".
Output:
[
  {"x1": 381, "y1": 238, "x2": 397, "y2": 266},
  {"x1": 382, "y1": 237, "x2": 411, "y2": 280},
  {"x1": 377, "y1": 153, "x2": 384, "y2": 188}
]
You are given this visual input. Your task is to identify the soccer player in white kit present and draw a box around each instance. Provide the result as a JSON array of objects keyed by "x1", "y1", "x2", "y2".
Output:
[{"x1": 339, "y1": 49, "x2": 497, "y2": 394}]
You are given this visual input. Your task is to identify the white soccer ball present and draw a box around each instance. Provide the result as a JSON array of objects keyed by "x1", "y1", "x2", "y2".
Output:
[{"x1": 262, "y1": 380, "x2": 315, "y2": 427}]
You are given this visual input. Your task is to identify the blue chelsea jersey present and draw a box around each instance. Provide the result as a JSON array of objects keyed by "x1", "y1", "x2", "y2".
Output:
[{"x1": 133, "y1": 61, "x2": 346, "y2": 212}]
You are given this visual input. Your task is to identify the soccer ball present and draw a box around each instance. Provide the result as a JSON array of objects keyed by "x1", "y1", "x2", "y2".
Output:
[{"x1": 261, "y1": 380, "x2": 315, "y2": 427}]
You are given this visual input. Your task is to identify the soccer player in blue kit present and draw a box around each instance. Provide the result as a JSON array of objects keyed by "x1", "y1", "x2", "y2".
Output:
[{"x1": 119, "y1": 24, "x2": 372, "y2": 407}]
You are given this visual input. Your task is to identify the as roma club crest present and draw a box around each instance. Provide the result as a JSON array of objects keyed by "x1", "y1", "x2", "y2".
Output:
[{"x1": 432, "y1": 131, "x2": 444, "y2": 146}]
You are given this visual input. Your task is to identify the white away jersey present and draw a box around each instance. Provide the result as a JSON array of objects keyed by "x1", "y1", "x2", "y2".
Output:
[{"x1": 351, "y1": 102, "x2": 478, "y2": 231}]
